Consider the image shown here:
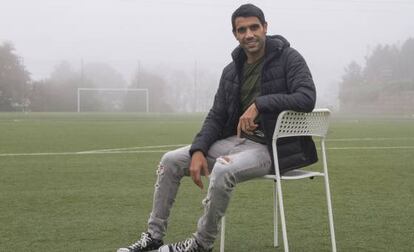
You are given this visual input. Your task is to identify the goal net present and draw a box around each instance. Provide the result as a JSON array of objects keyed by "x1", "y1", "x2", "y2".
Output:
[{"x1": 77, "y1": 88, "x2": 149, "y2": 112}]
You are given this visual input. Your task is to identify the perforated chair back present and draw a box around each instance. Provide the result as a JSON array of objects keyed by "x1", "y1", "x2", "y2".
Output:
[{"x1": 273, "y1": 109, "x2": 330, "y2": 139}]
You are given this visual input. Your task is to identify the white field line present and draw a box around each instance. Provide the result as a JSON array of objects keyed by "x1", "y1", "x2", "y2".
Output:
[
  {"x1": 0, "y1": 150, "x2": 172, "y2": 157},
  {"x1": 1, "y1": 137, "x2": 414, "y2": 157},
  {"x1": 327, "y1": 137, "x2": 414, "y2": 142},
  {"x1": 79, "y1": 144, "x2": 187, "y2": 153},
  {"x1": 328, "y1": 146, "x2": 414, "y2": 150},
  {"x1": 1, "y1": 146, "x2": 414, "y2": 157}
]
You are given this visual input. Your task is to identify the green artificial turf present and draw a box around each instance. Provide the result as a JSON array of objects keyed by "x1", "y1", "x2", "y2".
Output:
[{"x1": 0, "y1": 113, "x2": 413, "y2": 251}]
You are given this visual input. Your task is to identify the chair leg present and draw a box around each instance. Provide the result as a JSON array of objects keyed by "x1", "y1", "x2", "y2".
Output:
[
  {"x1": 273, "y1": 180, "x2": 279, "y2": 248},
  {"x1": 322, "y1": 142, "x2": 337, "y2": 252},
  {"x1": 324, "y1": 177, "x2": 337, "y2": 252},
  {"x1": 276, "y1": 179, "x2": 289, "y2": 252},
  {"x1": 220, "y1": 216, "x2": 225, "y2": 252}
]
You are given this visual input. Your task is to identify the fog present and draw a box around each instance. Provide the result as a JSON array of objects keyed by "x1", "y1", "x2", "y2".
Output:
[{"x1": 1, "y1": 0, "x2": 413, "y2": 111}]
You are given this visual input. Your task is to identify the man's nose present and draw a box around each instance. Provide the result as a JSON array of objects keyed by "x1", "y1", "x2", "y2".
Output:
[{"x1": 245, "y1": 28, "x2": 254, "y2": 39}]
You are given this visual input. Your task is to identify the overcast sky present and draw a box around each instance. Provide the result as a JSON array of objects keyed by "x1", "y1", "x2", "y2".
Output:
[{"x1": 1, "y1": 0, "x2": 413, "y2": 107}]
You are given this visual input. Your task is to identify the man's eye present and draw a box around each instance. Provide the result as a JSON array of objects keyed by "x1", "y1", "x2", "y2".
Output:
[
  {"x1": 250, "y1": 24, "x2": 260, "y2": 31},
  {"x1": 237, "y1": 27, "x2": 246, "y2": 33}
]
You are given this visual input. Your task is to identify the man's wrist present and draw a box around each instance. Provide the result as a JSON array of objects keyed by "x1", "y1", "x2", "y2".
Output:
[
  {"x1": 253, "y1": 101, "x2": 259, "y2": 113},
  {"x1": 190, "y1": 149, "x2": 206, "y2": 157}
]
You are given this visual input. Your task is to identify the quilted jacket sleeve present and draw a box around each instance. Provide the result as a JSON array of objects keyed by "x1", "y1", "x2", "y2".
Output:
[
  {"x1": 255, "y1": 48, "x2": 316, "y2": 113},
  {"x1": 189, "y1": 70, "x2": 228, "y2": 157}
]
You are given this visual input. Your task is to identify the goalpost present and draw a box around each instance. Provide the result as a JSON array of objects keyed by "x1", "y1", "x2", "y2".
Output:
[{"x1": 77, "y1": 88, "x2": 149, "y2": 112}]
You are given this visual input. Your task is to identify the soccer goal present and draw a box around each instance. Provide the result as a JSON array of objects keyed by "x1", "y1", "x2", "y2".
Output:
[{"x1": 77, "y1": 88, "x2": 149, "y2": 112}]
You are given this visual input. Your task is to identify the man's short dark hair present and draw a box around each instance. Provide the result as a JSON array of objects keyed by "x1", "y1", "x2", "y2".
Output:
[{"x1": 231, "y1": 4, "x2": 266, "y2": 32}]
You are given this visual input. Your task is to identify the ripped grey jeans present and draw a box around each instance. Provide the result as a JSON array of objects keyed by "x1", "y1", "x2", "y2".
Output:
[{"x1": 147, "y1": 136, "x2": 272, "y2": 249}]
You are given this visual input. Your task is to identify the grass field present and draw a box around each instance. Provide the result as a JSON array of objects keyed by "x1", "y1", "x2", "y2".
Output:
[{"x1": 0, "y1": 112, "x2": 413, "y2": 252}]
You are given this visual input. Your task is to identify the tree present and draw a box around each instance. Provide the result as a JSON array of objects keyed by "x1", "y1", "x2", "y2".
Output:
[
  {"x1": 81, "y1": 62, "x2": 128, "y2": 112},
  {"x1": 398, "y1": 38, "x2": 414, "y2": 80},
  {"x1": 165, "y1": 70, "x2": 194, "y2": 112},
  {"x1": 128, "y1": 68, "x2": 172, "y2": 112},
  {"x1": 30, "y1": 61, "x2": 131, "y2": 112},
  {"x1": 134, "y1": 64, "x2": 218, "y2": 113},
  {"x1": 364, "y1": 44, "x2": 399, "y2": 83},
  {"x1": 83, "y1": 62, "x2": 126, "y2": 88},
  {"x1": 0, "y1": 42, "x2": 30, "y2": 111},
  {"x1": 338, "y1": 61, "x2": 364, "y2": 111},
  {"x1": 30, "y1": 61, "x2": 93, "y2": 111},
  {"x1": 338, "y1": 38, "x2": 414, "y2": 114}
]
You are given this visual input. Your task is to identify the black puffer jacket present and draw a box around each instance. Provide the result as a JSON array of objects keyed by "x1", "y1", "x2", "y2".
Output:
[{"x1": 190, "y1": 35, "x2": 318, "y2": 173}]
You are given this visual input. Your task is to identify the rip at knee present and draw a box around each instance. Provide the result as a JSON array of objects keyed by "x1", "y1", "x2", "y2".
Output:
[
  {"x1": 216, "y1": 155, "x2": 231, "y2": 165},
  {"x1": 202, "y1": 196, "x2": 210, "y2": 207},
  {"x1": 156, "y1": 161, "x2": 184, "y2": 183},
  {"x1": 154, "y1": 163, "x2": 166, "y2": 189},
  {"x1": 156, "y1": 163, "x2": 166, "y2": 176},
  {"x1": 210, "y1": 169, "x2": 235, "y2": 191}
]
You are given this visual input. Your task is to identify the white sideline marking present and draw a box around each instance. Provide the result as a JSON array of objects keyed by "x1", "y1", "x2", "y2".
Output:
[
  {"x1": 79, "y1": 144, "x2": 187, "y2": 153},
  {"x1": 0, "y1": 150, "x2": 172, "y2": 157},
  {"x1": 328, "y1": 146, "x2": 414, "y2": 150},
  {"x1": 1, "y1": 146, "x2": 413, "y2": 157},
  {"x1": 328, "y1": 137, "x2": 414, "y2": 142}
]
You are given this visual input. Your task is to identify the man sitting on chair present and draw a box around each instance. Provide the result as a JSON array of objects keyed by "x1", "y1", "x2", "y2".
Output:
[{"x1": 117, "y1": 3, "x2": 317, "y2": 252}]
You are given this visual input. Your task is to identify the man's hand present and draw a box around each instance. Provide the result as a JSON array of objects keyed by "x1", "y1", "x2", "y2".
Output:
[
  {"x1": 237, "y1": 102, "x2": 259, "y2": 137},
  {"x1": 189, "y1": 151, "x2": 209, "y2": 190}
]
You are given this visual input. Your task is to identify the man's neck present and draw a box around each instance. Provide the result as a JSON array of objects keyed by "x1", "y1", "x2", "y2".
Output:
[{"x1": 246, "y1": 47, "x2": 266, "y2": 64}]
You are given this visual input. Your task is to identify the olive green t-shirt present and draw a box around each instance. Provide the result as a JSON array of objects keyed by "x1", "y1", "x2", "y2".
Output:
[
  {"x1": 240, "y1": 58, "x2": 263, "y2": 113},
  {"x1": 240, "y1": 57, "x2": 266, "y2": 144}
]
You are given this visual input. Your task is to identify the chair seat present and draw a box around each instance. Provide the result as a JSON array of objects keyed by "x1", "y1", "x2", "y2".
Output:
[{"x1": 263, "y1": 169, "x2": 324, "y2": 181}]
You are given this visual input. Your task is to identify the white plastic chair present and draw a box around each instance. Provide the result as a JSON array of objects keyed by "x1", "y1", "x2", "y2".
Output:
[{"x1": 219, "y1": 109, "x2": 337, "y2": 252}]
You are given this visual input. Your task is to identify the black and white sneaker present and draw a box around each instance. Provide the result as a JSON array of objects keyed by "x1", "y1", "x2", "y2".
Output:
[
  {"x1": 158, "y1": 237, "x2": 212, "y2": 252},
  {"x1": 117, "y1": 232, "x2": 163, "y2": 252}
]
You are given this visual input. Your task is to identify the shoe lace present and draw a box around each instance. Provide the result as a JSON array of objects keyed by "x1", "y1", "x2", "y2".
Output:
[
  {"x1": 172, "y1": 238, "x2": 200, "y2": 252},
  {"x1": 129, "y1": 232, "x2": 152, "y2": 249}
]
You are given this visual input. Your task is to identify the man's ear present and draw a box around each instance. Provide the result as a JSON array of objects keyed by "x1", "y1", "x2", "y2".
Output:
[
  {"x1": 232, "y1": 30, "x2": 237, "y2": 39},
  {"x1": 263, "y1": 22, "x2": 268, "y2": 34}
]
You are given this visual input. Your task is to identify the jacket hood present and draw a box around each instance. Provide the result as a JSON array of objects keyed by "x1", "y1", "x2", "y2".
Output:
[
  {"x1": 266, "y1": 35, "x2": 290, "y2": 50},
  {"x1": 231, "y1": 34, "x2": 290, "y2": 71},
  {"x1": 231, "y1": 35, "x2": 290, "y2": 63}
]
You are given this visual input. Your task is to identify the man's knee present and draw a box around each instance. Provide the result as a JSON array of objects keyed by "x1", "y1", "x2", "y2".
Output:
[
  {"x1": 210, "y1": 159, "x2": 236, "y2": 191},
  {"x1": 157, "y1": 149, "x2": 188, "y2": 178}
]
